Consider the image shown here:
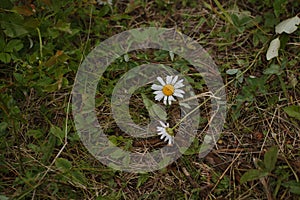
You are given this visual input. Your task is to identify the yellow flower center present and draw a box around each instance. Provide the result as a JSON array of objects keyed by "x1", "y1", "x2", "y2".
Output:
[
  {"x1": 162, "y1": 84, "x2": 175, "y2": 96},
  {"x1": 166, "y1": 127, "x2": 174, "y2": 136}
]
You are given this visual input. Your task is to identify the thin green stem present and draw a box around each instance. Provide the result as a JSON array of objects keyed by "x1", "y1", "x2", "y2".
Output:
[
  {"x1": 36, "y1": 28, "x2": 43, "y2": 60},
  {"x1": 170, "y1": 97, "x2": 211, "y2": 131}
]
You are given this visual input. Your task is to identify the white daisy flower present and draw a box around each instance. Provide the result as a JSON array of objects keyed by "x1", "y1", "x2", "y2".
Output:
[
  {"x1": 151, "y1": 75, "x2": 185, "y2": 105},
  {"x1": 157, "y1": 121, "x2": 174, "y2": 146}
]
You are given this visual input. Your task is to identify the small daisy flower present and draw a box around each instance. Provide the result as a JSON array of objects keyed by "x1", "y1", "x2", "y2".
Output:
[
  {"x1": 157, "y1": 121, "x2": 174, "y2": 146},
  {"x1": 151, "y1": 75, "x2": 185, "y2": 105}
]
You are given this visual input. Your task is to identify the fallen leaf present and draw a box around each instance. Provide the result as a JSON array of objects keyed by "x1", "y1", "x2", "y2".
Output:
[
  {"x1": 275, "y1": 15, "x2": 300, "y2": 34},
  {"x1": 266, "y1": 37, "x2": 280, "y2": 60}
]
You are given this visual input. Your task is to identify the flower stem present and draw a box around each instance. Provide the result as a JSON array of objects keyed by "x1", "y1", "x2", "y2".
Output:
[{"x1": 170, "y1": 96, "x2": 211, "y2": 131}]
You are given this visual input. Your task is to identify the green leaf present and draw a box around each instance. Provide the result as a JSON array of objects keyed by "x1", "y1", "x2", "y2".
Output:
[
  {"x1": 263, "y1": 146, "x2": 278, "y2": 172},
  {"x1": 0, "y1": 37, "x2": 5, "y2": 50},
  {"x1": 240, "y1": 169, "x2": 269, "y2": 184},
  {"x1": 136, "y1": 173, "x2": 149, "y2": 188},
  {"x1": 1, "y1": 21, "x2": 29, "y2": 38},
  {"x1": 0, "y1": 195, "x2": 9, "y2": 200},
  {"x1": 0, "y1": 52, "x2": 11, "y2": 63},
  {"x1": 282, "y1": 180, "x2": 300, "y2": 195},
  {"x1": 5, "y1": 39, "x2": 24, "y2": 52},
  {"x1": 0, "y1": 0, "x2": 13, "y2": 9},
  {"x1": 55, "y1": 158, "x2": 72, "y2": 172},
  {"x1": 0, "y1": 122, "x2": 8, "y2": 134},
  {"x1": 263, "y1": 64, "x2": 282, "y2": 75},
  {"x1": 283, "y1": 105, "x2": 300, "y2": 121},
  {"x1": 70, "y1": 170, "x2": 87, "y2": 185},
  {"x1": 53, "y1": 20, "x2": 73, "y2": 34},
  {"x1": 141, "y1": 93, "x2": 167, "y2": 121},
  {"x1": 50, "y1": 125, "x2": 65, "y2": 144}
]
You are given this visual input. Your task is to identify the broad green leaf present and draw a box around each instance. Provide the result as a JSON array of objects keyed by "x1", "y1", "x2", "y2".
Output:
[
  {"x1": 55, "y1": 158, "x2": 72, "y2": 172},
  {"x1": 263, "y1": 146, "x2": 278, "y2": 172},
  {"x1": 275, "y1": 15, "x2": 300, "y2": 34},
  {"x1": 141, "y1": 93, "x2": 167, "y2": 121},
  {"x1": 263, "y1": 64, "x2": 282, "y2": 75},
  {"x1": 1, "y1": 21, "x2": 29, "y2": 38},
  {"x1": 0, "y1": 52, "x2": 11, "y2": 63},
  {"x1": 5, "y1": 39, "x2": 24, "y2": 52},
  {"x1": 283, "y1": 105, "x2": 300, "y2": 120},
  {"x1": 266, "y1": 38, "x2": 280, "y2": 60},
  {"x1": 240, "y1": 169, "x2": 269, "y2": 184},
  {"x1": 13, "y1": 73, "x2": 25, "y2": 85},
  {"x1": 50, "y1": 125, "x2": 65, "y2": 144}
]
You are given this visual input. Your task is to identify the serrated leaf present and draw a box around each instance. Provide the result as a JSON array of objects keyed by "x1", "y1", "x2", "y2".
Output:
[
  {"x1": 266, "y1": 38, "x2": 280, "y2": 60},
  {"x1": 283, "y1": 105, "x2": 300, "y2": 120},
  {"x1": 5, "y1": 39, "x2": 24, "y2": 52},
  {"x1": 275, "y1": 15, "x2": 300, "y2": 34},
  {"x1": 264, "y1": 146, "x2": 278, "y2": 172},
  {"x1": 141, "y1": 93, "x2": 167, "y2": 121},
  {"x1": 240, "y1": 169, "x2": 269, "y2": 184},
  {"x1": 55, "y1": 158, "x2": 72, "y2": 172}
]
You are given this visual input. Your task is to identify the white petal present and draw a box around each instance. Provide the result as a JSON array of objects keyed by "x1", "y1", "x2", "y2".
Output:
[
  {"x1": 266, "y1": 38, "x2": 280, "y2": 60},
  {"x1": 151, "y1": 84, "x2": 163, "y2": 90},
  {"x1": 159, "y1": 121, "x2": 166, "y2": 127},
  {"x1": 164, "y1": 136, "x2": 169, "y2": 142},
  {"x1": 168, "y1": 138, "x2": 173, "y2": 145},
  {"x1": 173, "y1": 92, "x2": 183, "y2": 98},
  {"x1": 155, "y1": 92, "x2": 164, "y2": 101},
  {"x1": 157, "y1": 77, "x2": 165, "y2": 85},
  {"x1": 275, "y1": 15, "x2": 300, "y2": 34},
  {"x1": 166, "y1": 76, "x2": 172, "y2": 84},
  {"x1": 175, "y1": 88, "x2": 185, "y2": 94},
  {"x1": 163, "y1": 96, "x2": 168, "y2": 105},
  {"x1": 174, "y1": 91, "x2": 184, "y2": 98},
  {"x1": 168, "y1": 95, "x2": 175, "y2": 105},
  {"x1": 174, "y1": 80, "x2": 184, "y2": 88},
  {"x1": 171, "y1": 76, "x2": 178, "y2": 85}
]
